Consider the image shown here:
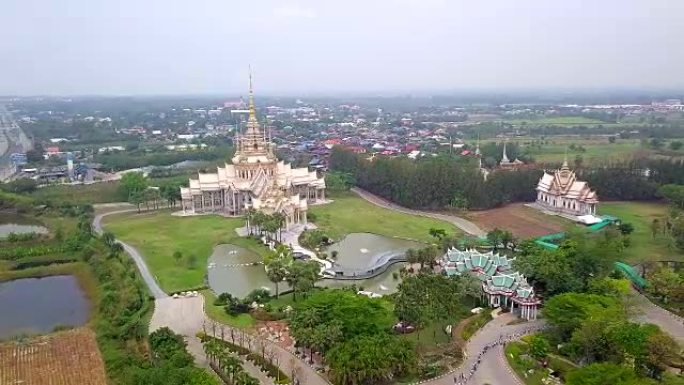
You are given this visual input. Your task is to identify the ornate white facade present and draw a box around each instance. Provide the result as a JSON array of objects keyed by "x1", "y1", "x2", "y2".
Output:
[
  {"x1": 180, "y1": 76, "x2": 326, "y2": 229},
  {"x1": 535, "y1": 159, "x2": 598, "y2": 216}
]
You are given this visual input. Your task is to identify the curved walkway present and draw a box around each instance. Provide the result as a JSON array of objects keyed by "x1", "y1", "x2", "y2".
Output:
[
  {"x1": 94, "y1": 209, "x2": 329, "y2": 385},
  {"x1": 631, "y1": 288, "x2": 684, "y2": 343},
  {"x1": 94, "y1": 208, "x2": 684, "y2": 385},
  {"x1": 421, "y1": 313, "x2": 545, "y2": 385},
  {"x1": 93, "y1": 209, "x2": 167, "y2": 299},
  {"x1": 351, "y1": 188, "x2": 487, "y2": 237}
]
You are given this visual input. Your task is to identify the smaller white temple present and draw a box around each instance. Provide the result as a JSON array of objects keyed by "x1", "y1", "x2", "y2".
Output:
[{"x1": 535, "y1": 157, "x2": 598, "y2": 217}]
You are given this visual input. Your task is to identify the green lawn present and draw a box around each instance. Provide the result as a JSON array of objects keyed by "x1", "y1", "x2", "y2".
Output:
[
  {"x1": 103, "y1": 210, "x2": 270, "y2": 293},
  {"x1": 504, "y1": 116, "x2": 610, "y2": 125},
  {"x1": 31, "y1": 181, "x2": 126, "y2": 204},
  {"x1": 309, "y1": 192, "x2": 460, "y2": 242},
  {"x1": 201, "y1": 290, "x2": 256, "y2": 329},
  {"x1": 524, "y1": 140, "x2": 643, "y2": 165},
  {"x1": 599, "y1": 202, "x2": 683, "y2": 264}
]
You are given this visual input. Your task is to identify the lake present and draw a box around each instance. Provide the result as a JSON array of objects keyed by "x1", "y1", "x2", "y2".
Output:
[
  {"x1": 207, "y1": 235, "x2": 417, "y2": 298},
  {"x1": 326, "y1": 232, "x2": 423, "y2": 274},
  {"x1": 0, "y1": 275, "x2": 91, "y2": 339},
  {"x1": 0, "y1": 213, "x2": 49, "y2": 238}
]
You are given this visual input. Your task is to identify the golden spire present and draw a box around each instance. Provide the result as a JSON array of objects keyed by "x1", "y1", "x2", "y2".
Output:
[{"x1": 248, "y1": 66, "x2": 257, "y2": 122}]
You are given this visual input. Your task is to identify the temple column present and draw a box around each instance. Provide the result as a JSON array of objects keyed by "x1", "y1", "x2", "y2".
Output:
[
  {"x1": 303, "y1": 211, "x2": 308, "y2": 225},
  {"x1": 321, "y1": 189, "x2": 325, "y2": 201},
  {"x1": 200, "y1": 194, "x2": 205, "y2": 212}
]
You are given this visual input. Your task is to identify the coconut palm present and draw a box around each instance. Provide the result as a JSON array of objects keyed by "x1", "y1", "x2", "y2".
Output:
[{"x1": 266, "y1": 259, "x2": 288, "y2": 298}]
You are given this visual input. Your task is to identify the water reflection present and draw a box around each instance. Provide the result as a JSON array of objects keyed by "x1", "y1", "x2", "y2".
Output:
[
  {"x1": 207, "y1": 236, "x2": 414, "y2": 298},
  {"x1": 0, "y1": 213, "x2": 48, "y2": 238},
  {"x1": 0, "y1": 275, "x2": 90, "y2": 339}
]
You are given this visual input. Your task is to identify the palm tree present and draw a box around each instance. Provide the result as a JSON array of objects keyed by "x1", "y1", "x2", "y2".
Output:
[
  {"x1": 266, "y1": 259, "x2": 288, "y2": 298},
  {"x1": 234, "y1": 371, "x2": 259, "y2": 385},
  {"x1": 219, "y1": 354, "x2": 242, "y2": 383},
  {"x1": 272, "y1": 212, "x2": 286, "y2": 241},
  {"x1": 245, "y1": 208, "x2": 256, "y2": 235}
]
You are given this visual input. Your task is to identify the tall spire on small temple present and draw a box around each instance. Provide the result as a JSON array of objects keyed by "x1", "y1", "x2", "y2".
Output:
[
  {"x1": 561, "y1": 147, "x2": 569, "y2": 170},
  {"x1": 501, "y1": 140, "x2": 510, "y2": 163}
]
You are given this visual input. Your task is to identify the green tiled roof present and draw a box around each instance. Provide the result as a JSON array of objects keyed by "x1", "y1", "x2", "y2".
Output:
[{"x1": 441, "y1": 248, "x2": 539, "y2": 304}]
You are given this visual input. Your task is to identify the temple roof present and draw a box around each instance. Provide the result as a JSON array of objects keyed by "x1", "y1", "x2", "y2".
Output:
[
  {"x1": 442, "y1": 248, "x2": 539, "y2": 303},
  {"x1": 536, "y1": 163, "x2": 598, "y2": 203}
]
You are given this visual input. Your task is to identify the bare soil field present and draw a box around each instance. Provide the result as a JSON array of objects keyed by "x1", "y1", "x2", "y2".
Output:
[
  {"x1": 467, "y1": 203, "x2": 571, "y2": 239},
  {"x1": 0, "y1": 328, "x2": 107, "y2": 385}
]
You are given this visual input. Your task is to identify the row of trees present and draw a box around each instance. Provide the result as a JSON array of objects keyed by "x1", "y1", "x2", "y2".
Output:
[
  {"x1": 330, "y1": 146, "x2": 684, "y2": 210},
  {"x1": 120, "y1": 172, "x2": 184, "y2": 212},
  {"x1": 202, "y1": 337, "x2": 259, "y2": 385},
  {"x1": 131, "y1": 327, "x2": 219, "y2": 385},
  {"x1": 330, "y1": 146, "x2": 541, "y2": 210},
  {"x1": 265, "y1": 245, "x2": 320, "y2": 300},
  {"x1": 245, "y1": 209, "x2": 286, "y2": 243}
]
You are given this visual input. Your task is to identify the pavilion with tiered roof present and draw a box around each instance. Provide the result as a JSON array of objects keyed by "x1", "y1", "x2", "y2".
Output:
[{"x1": 441, "y1": 248, "x2": 541, "y2": 320}]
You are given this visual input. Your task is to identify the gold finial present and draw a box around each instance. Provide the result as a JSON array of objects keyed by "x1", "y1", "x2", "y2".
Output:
[{"x1": 248, "y1": 66, "x2": 257, "y2": 120}]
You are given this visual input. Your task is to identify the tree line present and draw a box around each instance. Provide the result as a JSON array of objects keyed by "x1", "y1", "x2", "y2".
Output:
[{"x1": 330, "y1": 146, "x2": 684, "y2": 210}]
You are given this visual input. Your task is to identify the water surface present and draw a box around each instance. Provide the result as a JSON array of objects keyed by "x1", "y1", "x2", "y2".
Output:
[
  {"x1": 327, "y1": 232, "x2": 422, "y2": 273},
  {"x1": 0, "y1": 213, "x2": 48, "y2": 238},
  {"x1": 0, "y1": 275, "x2": 90, "y2": 339},
  {"x1": 207, "y1": 242, "x2": 408, "y2": 298}
]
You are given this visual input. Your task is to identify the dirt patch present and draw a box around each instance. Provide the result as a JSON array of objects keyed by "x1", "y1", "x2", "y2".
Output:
[
  {"x1": 467, "y1": 203, "x2": 569, "y2": 239},
  {"x1": 0, "y1": 328, "x2": 107, "y2": 385}
]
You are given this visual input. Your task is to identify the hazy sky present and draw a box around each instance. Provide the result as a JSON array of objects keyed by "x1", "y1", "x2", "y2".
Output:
[{"x1": 2, "y1": 0, "x2": 683, "y2": 95}]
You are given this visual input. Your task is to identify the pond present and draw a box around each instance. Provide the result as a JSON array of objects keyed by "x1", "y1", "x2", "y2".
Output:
[
  {"x1": 207, "y1": 236, "x2": 415, "y2": 298},
  {"x1": 0, "y1": 275, "x2": 91, "y2": 339},
  {"x1": 0, "y1": 213, "x2": 49, "y2": 238},
  {"x1": 326, "y1": 232, "x2": 423, "y2": 274}
]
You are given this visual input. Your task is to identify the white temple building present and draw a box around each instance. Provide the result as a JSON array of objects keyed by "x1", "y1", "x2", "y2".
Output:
[
  {"x1": 180, "y1": 74, "x2": 326, "y2": 229},
  {"x1": 535, "y1": 158, "x2": 598, "y2": 217}
]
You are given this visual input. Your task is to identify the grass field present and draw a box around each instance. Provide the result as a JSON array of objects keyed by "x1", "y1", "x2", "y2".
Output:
[
  {"x1": 599, "y1": 201, "x2": 683, "y2": 264},
  {"x1": 505, "y1": 340, "x2": 577, "y2": 385},
  {"x1": 520, "y1": 139, "x2": 644, "y2": 165},
  {"x1": 309, "y1": 192, "x2": 460, "y2": 242},
  {"x1": 202, "y1": 290, "x2": 257, "y2": 329},
  {"x1": 504, "y1": 116, "x2": 611, "y2": 125},
  {"x1": 0, "y1": 328, "x2": 107, "y2": 385},
  {"x1": 104, "y1": 194, "x2": 458, "y2": 293},
  {"x1": 31, "y1": 181, "x2": 126, "y2": 205},
  {"x1": 103, "y1": 210, "x2": 270, "y2": 293}
]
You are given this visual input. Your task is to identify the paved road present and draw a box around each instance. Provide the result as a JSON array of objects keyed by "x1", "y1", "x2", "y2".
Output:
[
  {"x1": 631, "y1": 289, "x2": 684, "y2": 344},
  {"x1": 0, "y1": 105, "x2": 32, "y2": 182},
  {"x1": 94, "y1": 208, "x2": 684, "y2": 385},
  {"x1": 351, "y1": 188, "x2": 487, "y2": 237},
  {"x1": 422, "y1": 313, "x2": 545, "y2": 385},
  {"x1": 93, "y1": 209, "x2": 167, "y2": 299},
  {"x1": 94, "y1": 209, "x2": 329, "y2": 385}
]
